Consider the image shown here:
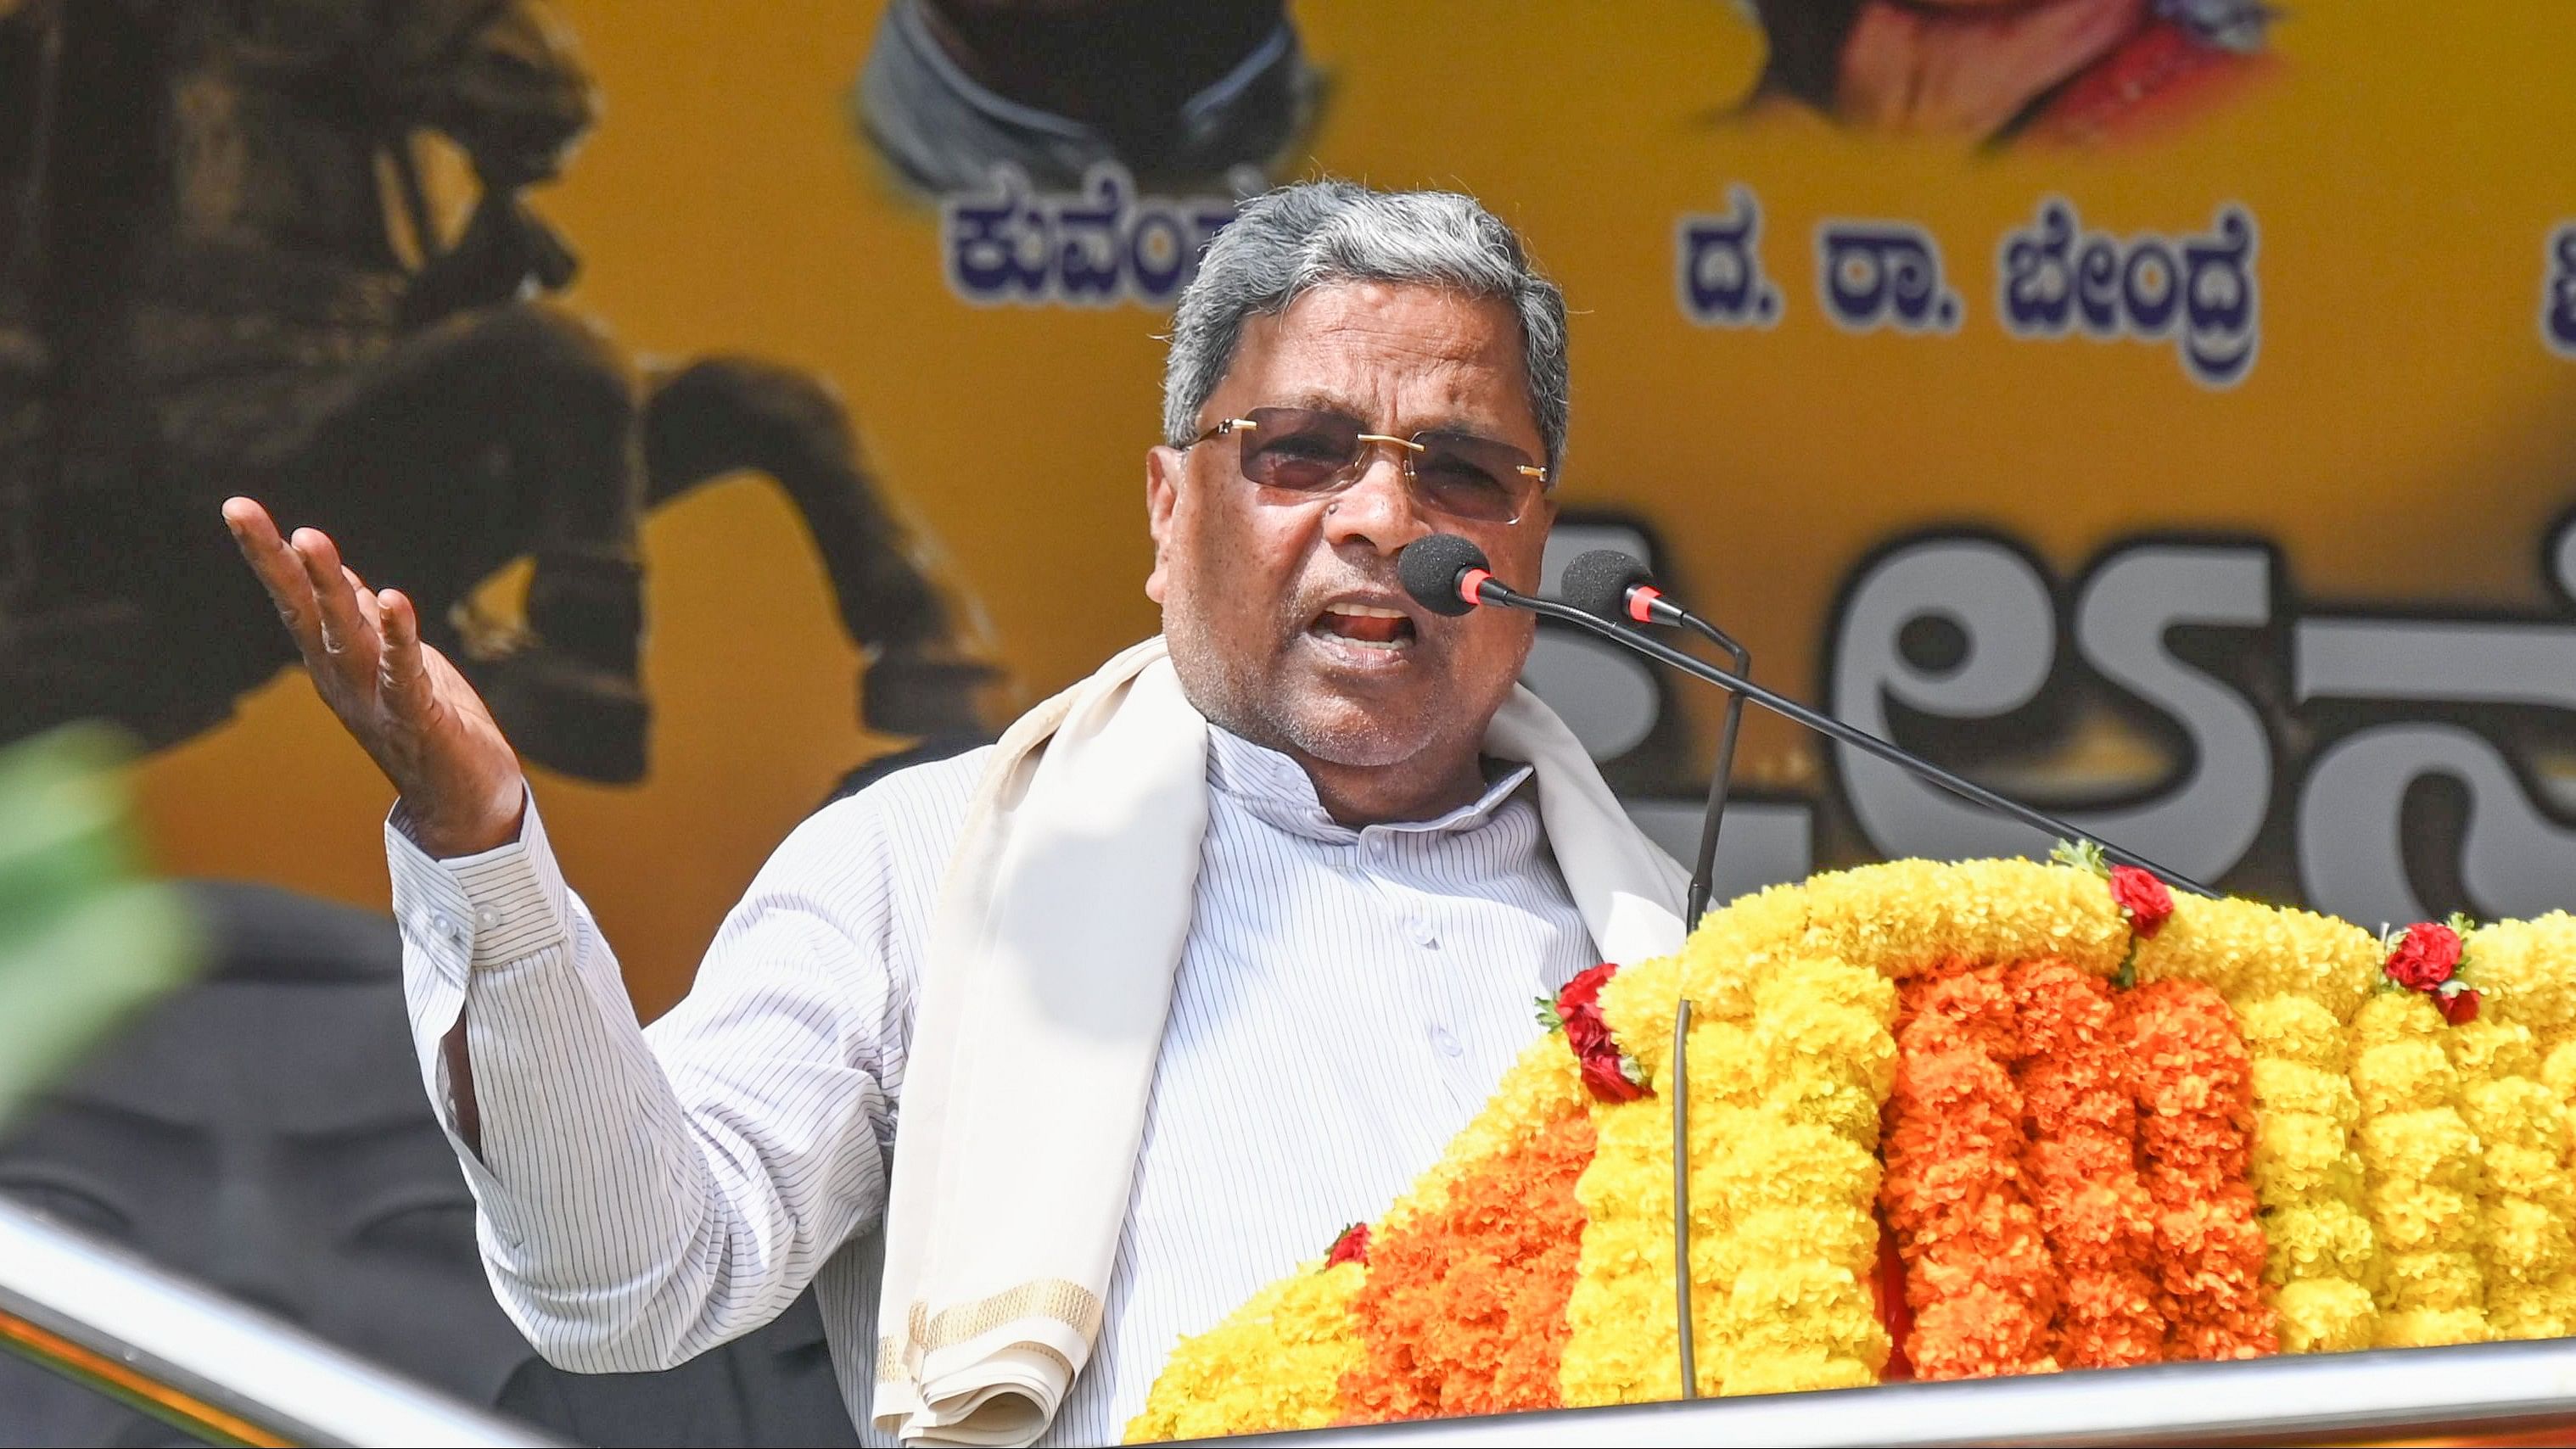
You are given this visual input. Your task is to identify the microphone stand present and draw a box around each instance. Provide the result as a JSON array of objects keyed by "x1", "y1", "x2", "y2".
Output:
[
  {"x1": 1669, "y1": 618, "x2": 1750, "y2": 926},
  {"x1": 1506, "y1": 588, "x2": 2220, "y2": 899}
]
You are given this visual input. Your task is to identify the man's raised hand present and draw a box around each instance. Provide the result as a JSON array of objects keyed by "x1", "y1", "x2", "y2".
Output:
[{"x1": 221, "y1": 498, "x2": 528, "y2": 858}]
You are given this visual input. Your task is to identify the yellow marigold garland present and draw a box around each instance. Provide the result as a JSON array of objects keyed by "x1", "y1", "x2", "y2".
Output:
[
  {"x1": 1121, "y1": 1259, "x2": 1367, "y2": 1442},
  {"x1": 2237, "y1": 992, "x2": 2379, "y2": 1352},
  {"x1": 1561, "y1": 951, "x2": 1893, "y2": 1402},
  {"x1": 2353, "y1": 990, "x2": 2490, "y2": 1346},
  {"x1": 1700, "y1": 958, "x2": 1893, "y2": 1396}
]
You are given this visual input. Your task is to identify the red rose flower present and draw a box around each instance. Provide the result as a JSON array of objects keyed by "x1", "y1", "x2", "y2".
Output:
[
  {"x1": 2437, "y1": 985, "x2": 2482, "y2": 1026},
  {"x1": 1324, "y1": 1222, "x2": 1370, "y2": 1268},
  {"x1": 2385, "y1": 922, "x2": 2463, "y2": 993},
  {"x1": 2108, "y1": 864, "x2": 2176, "y2": 938},
  {"x1": 1579, "y1": 1049, "x2": 1649, "y2": 1103}
]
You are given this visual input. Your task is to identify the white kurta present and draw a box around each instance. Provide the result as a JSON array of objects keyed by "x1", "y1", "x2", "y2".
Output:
[{"x1": 388, "y1": 726, "x2": 1598, "y2": 1444}]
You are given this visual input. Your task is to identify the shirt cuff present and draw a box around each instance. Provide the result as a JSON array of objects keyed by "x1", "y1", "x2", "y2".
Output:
[{"x1": 385, "y1": 788, "x2": 576, "y2": 982}]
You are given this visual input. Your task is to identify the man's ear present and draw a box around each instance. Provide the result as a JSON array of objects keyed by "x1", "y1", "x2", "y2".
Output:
[{"x1": 1144, "y1": 445, "x2": 1183, "y2": 605}]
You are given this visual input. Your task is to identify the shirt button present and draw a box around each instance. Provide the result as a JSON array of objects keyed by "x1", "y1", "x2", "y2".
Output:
[
  {"x1": 1431, "y1": 1027, "x2": 1464, "y2": 1059},
  {"x1": 474, "y1": 904, "x2": 504, "y2": 931},
  {"x1": 1410, "y1": 920, "x2": 1438, "y2": 948}
]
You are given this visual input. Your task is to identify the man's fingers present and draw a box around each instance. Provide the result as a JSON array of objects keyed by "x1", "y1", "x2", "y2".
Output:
[
  {"x1": 377, "y1": 588, "x2": 435, "y2": 718},
  {"x1": 344, "y1": 566, "x2": 384, "y2": 636},
  {"x1": 292, "y1": 527, "x2": 374, "y2": 663},
  {"x1": 221, "y1": 498, "x2": 326, "y2": 657}
]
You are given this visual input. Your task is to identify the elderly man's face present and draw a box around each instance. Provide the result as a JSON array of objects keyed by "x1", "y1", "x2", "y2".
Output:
[{"x1": 1145, "y1": 281, "x2": 1554, "y2": 775}]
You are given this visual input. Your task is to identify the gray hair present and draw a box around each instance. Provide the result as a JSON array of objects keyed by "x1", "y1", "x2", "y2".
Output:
[{"x1": 1161, "y1": 181, "x2": 1571, "y2": 473}]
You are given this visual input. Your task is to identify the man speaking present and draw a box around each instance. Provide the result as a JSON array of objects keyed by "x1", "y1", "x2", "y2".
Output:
[{"x1": 223, "y1": 181, "x2": 1688, "y2": 1446}]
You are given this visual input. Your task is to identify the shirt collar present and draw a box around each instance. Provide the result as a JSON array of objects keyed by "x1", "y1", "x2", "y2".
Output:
[{"x1": 1202, "y1": 724, "x2": 1537, "y2": 843}]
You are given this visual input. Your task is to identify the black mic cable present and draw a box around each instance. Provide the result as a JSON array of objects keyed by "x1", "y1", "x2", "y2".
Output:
[
  {"x1": 1561, "y1": 551, "x2": 1747, "y2": 926},
  {"x1": 1398, "y1": 534, "x2": 2220, "y2": 899}
]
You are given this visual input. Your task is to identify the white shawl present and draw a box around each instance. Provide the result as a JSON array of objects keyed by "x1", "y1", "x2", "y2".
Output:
[{"x1": 871, "y1": 635, "x2": 1688, "y2": 1445}]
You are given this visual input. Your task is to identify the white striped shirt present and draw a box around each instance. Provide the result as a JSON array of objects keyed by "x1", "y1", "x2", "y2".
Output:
[{"x1": 388, "y1": 725, "x2": 1597, "y2": 1445}]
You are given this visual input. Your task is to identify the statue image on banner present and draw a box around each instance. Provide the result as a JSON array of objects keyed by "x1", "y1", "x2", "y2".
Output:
[
  {"x1": 851, "y1": 0, "x2": 1320, "y2": 198},
  {"x1": 1736, "y1": 0, "x2": 2277, "y2": 148},
  {"x1": 0, "y1": 0, "x2": 1000, "y2": 785}
]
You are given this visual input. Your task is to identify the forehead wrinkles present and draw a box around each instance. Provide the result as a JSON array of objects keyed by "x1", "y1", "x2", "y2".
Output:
[{"x1": 1239, "y1": 302, "x2": 1535, "y2": 439}]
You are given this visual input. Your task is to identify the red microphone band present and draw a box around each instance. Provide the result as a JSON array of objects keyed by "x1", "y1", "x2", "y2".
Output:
[
  {"x1": 1458, "y1": 568, "x2": 1493, "y2": 606},
  {"x1": 1627, "y1": 585, "x2": 1664, "y2": 624}
]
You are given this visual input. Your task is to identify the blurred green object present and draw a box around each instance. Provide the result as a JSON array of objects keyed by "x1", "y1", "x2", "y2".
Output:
[{"x1": 0, "y1": 724, "x2": 201, "y2": 1131}]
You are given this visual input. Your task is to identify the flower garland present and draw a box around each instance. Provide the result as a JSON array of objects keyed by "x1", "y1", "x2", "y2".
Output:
[
  {"x1": 2462, "y1": 914, "x2": 2576, "y2": 1338},
  {"x1": 1123, "y1": 1032, "x2": 1590, "y2": 1442},
  {"x1": 1560, "y1": 952, "x2": 1893, "y2": 1403},
  {"x1": 2351, "y1": 988, "x2": 2489, "y2": 1346},
  {"x1": 2134, "y1": 898, "x2": 2383, "y2": 1352},
  {"x1": 1130, "y1": 864, "x2": 2576, "y2": 1438},
  {"x1": 2450, "y1": 1015, "x2": 2576, "y2": 1339},
  {"x1": 1121, "y1": 1256, "x2": 1367, "y2": 1442},
  {"x1": 2120, "y1": 978, "x2": 2276, "y2": 1359},
  {"x1": 1698, "y1": 957, "x2": 1893, "y2": 1396},
  {"x1": 1882, "y1": 960, "x2": 2060, "y2": 1379},
  {"x1": 2235, "y1": 990, "x2": 2378, "y2": 1353},
  {"x1": 1340, "y1": 1083, "x2": 1594, "y2": 1422},
  {"x1": 2012, "y1": 958, "x2": 2164, "y2": 1368}
]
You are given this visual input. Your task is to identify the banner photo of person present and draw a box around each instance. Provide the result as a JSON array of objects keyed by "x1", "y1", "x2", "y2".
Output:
[{"x1": 3, "y1": 0, "x2": 2576, "y2": 1434}]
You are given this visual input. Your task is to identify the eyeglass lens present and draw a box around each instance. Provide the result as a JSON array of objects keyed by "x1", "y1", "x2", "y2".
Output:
[{"x1": 1235, "y1": 406, "x2": 1536, "y2": 523}]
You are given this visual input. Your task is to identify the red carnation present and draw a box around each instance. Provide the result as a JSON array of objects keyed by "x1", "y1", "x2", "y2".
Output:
[
  {"x1": 1562, "y1": 1010, "x2": 1610, "y2": 1058},
  {"x1": 1579, "y1": 1050, "x2": 1650, "y2": 1103},
  {"x1": 1555, "y1": 962, "x2": 1620, "y2": 1018},
  {"x1": 1541, "y1": 962, "x2": 1653, "y2": 1103},
  {"x1": 2437, "y1": 986, "x2": 2482, "y2": 1026},
  {"x1": 2108, "y1": 864, "x2": 2176, "y2": 938},
  {"x1": 2384, "y1": 922, "x2": 2463, "y2": 993},
  {"x1": 1324, "y1": 1222, "x2": 1370, "y2": 1268}
]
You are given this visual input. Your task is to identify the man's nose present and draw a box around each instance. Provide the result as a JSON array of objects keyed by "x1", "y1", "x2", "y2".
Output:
[{"x1": 1321, "y1": 452, "x2": 1432, "y2": 553}]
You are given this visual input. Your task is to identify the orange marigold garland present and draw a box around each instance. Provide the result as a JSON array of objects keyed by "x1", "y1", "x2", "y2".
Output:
[
  {"x1": 1339, "y1": 1090, "x2": 1595, "y2": 1421},
  {"x1": 1881, "y1": 960, "x2": 2060, "y2": 1379},
  {"x1": 2120, "y1": 979, "x2": 2277, "y2": 1360},
  {"x1": 2011, "y1": 959, "x2": 2164, "y2": 1368}
]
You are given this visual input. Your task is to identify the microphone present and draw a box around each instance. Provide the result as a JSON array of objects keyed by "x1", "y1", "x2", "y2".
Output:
[
  {"x1": 1395, "y1": 534, "x2": 2216, "y2": 900},
  {"x1": 1396, "y1": 532, "x2": 1497, "y2": 618},
  {"x1": 1561, "y1": 549, "x2": 1686, "y2": 629},
  {"x1": 1562, "y1": 551, "x2": 1750, "y2": 925}
]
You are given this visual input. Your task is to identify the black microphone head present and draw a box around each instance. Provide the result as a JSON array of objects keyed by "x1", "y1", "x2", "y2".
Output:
[
  {"x1": 1398, "y1": 534, "x2": 1492, "y2": 618},
  {"x1": 1560, "y1": 550, "x2": 1655, "y2": 622}
]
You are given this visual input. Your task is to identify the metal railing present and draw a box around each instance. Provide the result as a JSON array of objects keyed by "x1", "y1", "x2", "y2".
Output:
[
  {"x1": 17, "y1": 1176, "x2": 2576, "y2": 1447},
  {"x1": 1235, "y1": 1335, "x2": 2576, "y2": 1446},
  {"x1": 0, "y1": 1196, "x2": 557, "y2": 1447}
]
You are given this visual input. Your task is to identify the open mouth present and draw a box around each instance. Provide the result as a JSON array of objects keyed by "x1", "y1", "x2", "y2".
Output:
[{"x1": 1309, "y1": 601, "x2": 1418, "y2": 650}]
